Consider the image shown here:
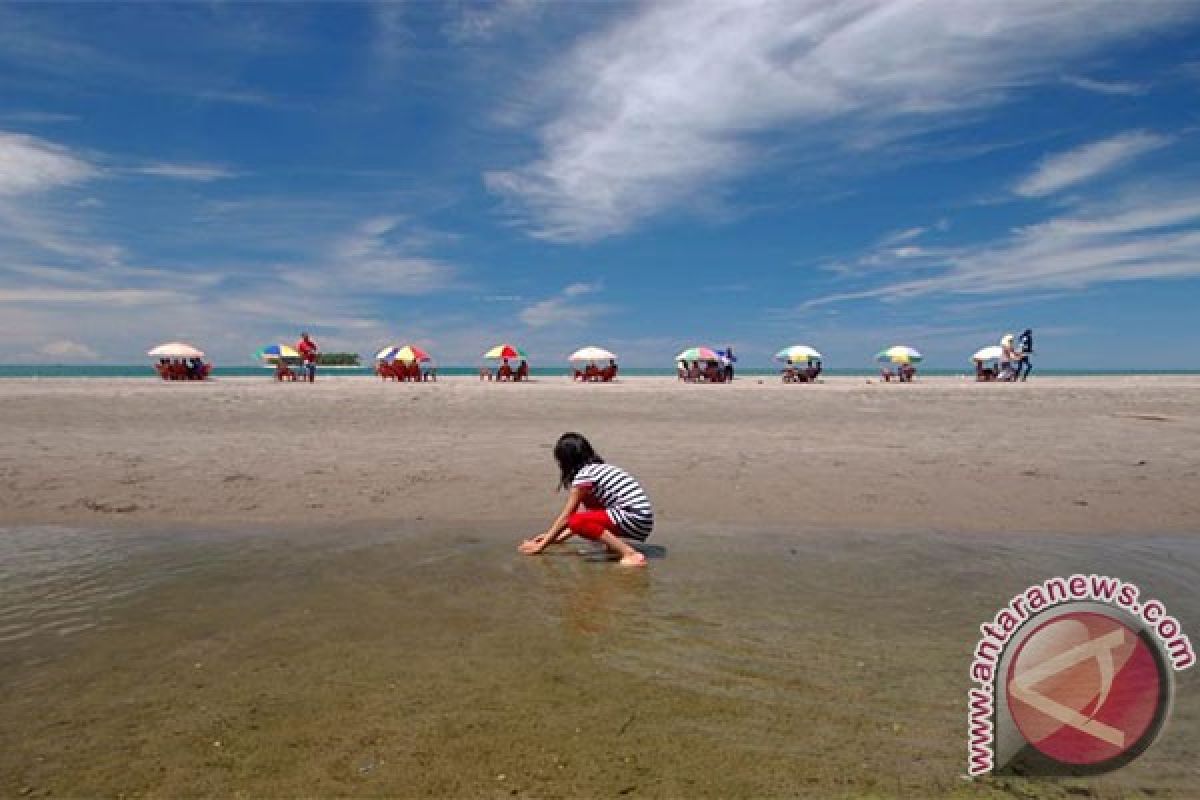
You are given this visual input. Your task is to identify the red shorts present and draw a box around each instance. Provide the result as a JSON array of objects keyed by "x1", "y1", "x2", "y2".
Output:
[{"x1": 567, "y1": 509, "x2": 618, "y2": 540}]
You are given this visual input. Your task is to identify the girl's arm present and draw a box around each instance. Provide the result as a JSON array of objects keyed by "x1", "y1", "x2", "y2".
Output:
[{"x1": 522, "y1": 487, "x2": 585, "y2": 553}]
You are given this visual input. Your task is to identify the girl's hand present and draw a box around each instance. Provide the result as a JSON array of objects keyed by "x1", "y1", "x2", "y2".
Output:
[{"x1": 518, "y1": 534, "x2": 549, "y2": 555}]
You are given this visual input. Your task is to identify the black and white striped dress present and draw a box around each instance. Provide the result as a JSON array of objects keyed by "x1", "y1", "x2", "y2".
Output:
[{"x1": 572, "y1": 463, "x2": 654, "y2": 540}]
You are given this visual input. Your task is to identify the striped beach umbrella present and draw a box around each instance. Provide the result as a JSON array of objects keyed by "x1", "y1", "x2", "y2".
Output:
[
  {"x1": 675, "y1": 346, "x2": 718, "y2": 362},
  {"x1": 876, "y1": 345, "x2": 923, "y2": 364},
  {"x1": 569, "y1": 346, "x2": 616, "y2": 362},
  {"x1": 375, "y1": 345, "x2": 401, "y2": 362},
  {"x1": 484, "y1": 343, "x2": 527, "y2": 360},
  {"x1": 971, "y1": 345, "x2": 1004, "y2": 362},
  {"x1": 774, "y1": 345, "x2": 822, "y2": 363},
  {"x1": 395, "y1": 345, "x2": 431, "y2": 363},
  {"x1": 257, "y1": 344, "x2": 300, "y2": 361},
  {"x1": 147, "y1": 342, "x2": 204, "y2": 359}
]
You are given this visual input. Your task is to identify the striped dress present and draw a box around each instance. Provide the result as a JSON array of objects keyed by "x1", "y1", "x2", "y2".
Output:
[{"x1": 571, "y1": 463, "x2": 654, "y2": 540}]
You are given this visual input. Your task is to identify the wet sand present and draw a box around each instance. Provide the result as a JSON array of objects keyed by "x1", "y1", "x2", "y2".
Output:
[
  {"x1": 1, "y1": 376, "x2": 1199, "y2": 797},
  {"x1": 1, "y1": 523, "x2": 1197, "y2": 798}
]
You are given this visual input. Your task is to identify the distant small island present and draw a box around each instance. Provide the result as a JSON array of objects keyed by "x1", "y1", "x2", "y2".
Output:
[{"x1": 316, "y1": 352, "x2": 360, "y2": 367}]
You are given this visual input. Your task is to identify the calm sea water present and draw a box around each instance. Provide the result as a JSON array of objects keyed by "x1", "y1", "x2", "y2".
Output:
[{"x1": 2, "y1": 364, "x2": 1196, "y2": 379}]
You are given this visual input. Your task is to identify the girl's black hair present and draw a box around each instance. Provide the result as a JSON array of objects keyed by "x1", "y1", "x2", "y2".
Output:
[{"x1": 554, "y1": 432, "x2": 603, "y2": 490}]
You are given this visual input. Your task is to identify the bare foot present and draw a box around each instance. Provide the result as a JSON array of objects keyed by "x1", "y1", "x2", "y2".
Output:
[
  {"x1": 518, "y1": 539, "x2": 542, "y2": 555},
  {"x1": 618, "y1": 552, "x2": 646, "y2": 567}
]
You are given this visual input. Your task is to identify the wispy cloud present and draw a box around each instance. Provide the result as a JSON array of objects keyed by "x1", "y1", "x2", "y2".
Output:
[
  {"x1": 1013, "y1": 130, "x2": 1170, "y2": 197},
  {"x1": 805, "y1": 187, "x2": 1200, "y2": 306},
  {"x1": 38, "y1": 339, "x2": 99, "y2": 360},
  {"x1": 370, "y1": 2, "x2": 409, "y2": 77},
  {"x1": 133, "y1": 163, "x2": 238, "y2": 182},
  {"x1": 1062, "y1": 75, "x2": 1148, "y2": 96},
  {"x1": 519, "y1": 282, "x2": 607, "y2": 327},
  {"x1": 294, "y1": 215, "x2": 458, "y2": 296},
  {"x1": 444, "y1": 0, "x2": 543, "y2": 43},
  {"x1": 485, "y1": 0, "x2": 1196, "y2": 241},
  {"x1": 0, "y1": 130, "x2": 95, "y2": 195}
]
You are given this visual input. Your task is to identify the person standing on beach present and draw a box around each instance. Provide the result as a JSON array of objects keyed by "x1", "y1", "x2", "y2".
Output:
[
  {"x1": 519, "y1": 432, "x2": 652, "y2": 567},
  {"x1": 1016, "y1": 328, "x2": 1034, "y2": 381},
  {"x1": 722, "y1": 346, "x2": 735, "y2": 382},
  {"x1": 297, "y1": 332, "x2": 319, "y2": 383}
]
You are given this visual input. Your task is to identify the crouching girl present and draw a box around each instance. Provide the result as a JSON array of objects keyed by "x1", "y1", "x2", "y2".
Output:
[{"x1": 519, "y1": 432, "x2": 653, "y2": 567}]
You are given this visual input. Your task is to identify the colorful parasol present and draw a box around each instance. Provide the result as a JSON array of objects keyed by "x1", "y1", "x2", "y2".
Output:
[
  {"x1": 675, "y1": 346, "x2": 718, "y2": 362},
  {"x1": 774, "y1": 345, "x2": 822, "y2": 363},
  {"x1": 394, "y1": 345, "x2": 431, "y2": 363},
  {"x1": 257, "y1": 344, "x2": 301, "y2": 361},
  {"x1": 875, "y1": 345, "x2": 923, "y2": 365},
  {"x1": 483, "y1": 343, "x2": 527, "y2": 360}
]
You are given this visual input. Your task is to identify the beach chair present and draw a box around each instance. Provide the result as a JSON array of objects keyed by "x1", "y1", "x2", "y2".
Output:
[{"x1": 880, "y1": 367, "x2": 895, "y2": 382}]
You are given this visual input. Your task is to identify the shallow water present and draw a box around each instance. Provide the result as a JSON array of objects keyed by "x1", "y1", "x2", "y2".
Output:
[{"x1": 1, "y1": 524, "x2": 1197, "y2": 798}]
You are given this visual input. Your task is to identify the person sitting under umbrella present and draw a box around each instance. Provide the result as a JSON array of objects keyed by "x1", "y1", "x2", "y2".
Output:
[
  {"x1": 274, "y1": 359, "x2": 296, "y2": 382},
  {"x1": 600, "y1": 359, "x2": 618, "y2": 382},
  {"x1": 497, "y1": 359, "x2": 514, "y2": 381},
  {"x1": 515, "y1": 359, "x2": 529, "y2": 381}
]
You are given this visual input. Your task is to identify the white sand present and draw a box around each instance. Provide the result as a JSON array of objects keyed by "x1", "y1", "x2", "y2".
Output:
[{"x1": 1, "y1": 375, "x2": 1198, "y2": 534}]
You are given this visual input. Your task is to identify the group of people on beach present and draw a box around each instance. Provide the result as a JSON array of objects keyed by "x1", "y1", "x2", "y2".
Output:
[
  {"x1": 479, "y1": 359, "x2": 530, "y2": 381},
  {"x1": 879, "y1": 362, "x2": 918, "y2": 383},
  {"x1": 155, "y1": 358, "x2": 210, "y2": 381},
  {"x1": 976, "y1": 329, "x2": 1034, "y2": 382},
  {"x1": 782, "y1": 361, "x2": 823, "y2": 383},
  {"x1": 573, "y1": 360, "x2": 619, "y2": 382},
  {"x1": 376, "y1": 361, "x2": 437, "y2": 381},
  {"x1": 677, "y1": 347, "x2": 735, "y2": 383}
]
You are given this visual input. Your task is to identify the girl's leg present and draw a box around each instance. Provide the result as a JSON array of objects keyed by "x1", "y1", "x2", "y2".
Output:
[
  {"x1": 568, "y1": 510, "x2": 646, "y2": 566},
  {"x1": 597, "y1": 531, "x2": 645, "y2": 566}
]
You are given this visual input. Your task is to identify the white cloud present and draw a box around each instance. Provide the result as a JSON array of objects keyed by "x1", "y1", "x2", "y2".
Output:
[
  {"x1": 1014, "y1": 130, "x2": 1170, "y2": 197},
  {"x1": 445, "y1": 0, "x2": 543, "y2": 43},
  {"x1": 485, "y1": 0, "x2": 1195, "y2": 241},
  {"x1": 317, "y1": 216, "x2": 457, "y2": 295},
  {"x1": 38, "y1": 339, "x2": 99, "y2": 360},
  {"x1": 805, "y1": 188, "x2": 1200, "y2": 305},
  {"x1": 134, "y1": 163, "x2": 237, "y2": 182},
  {"x1": 0, "y1": 130, "x2": 95, "y2": 195},
  {"x1": 1062, "y1": 75, "x2": 1148, "y2": 96},
  {"x1": 519, "y1": 282, "x2": 606, "y2": 327}
]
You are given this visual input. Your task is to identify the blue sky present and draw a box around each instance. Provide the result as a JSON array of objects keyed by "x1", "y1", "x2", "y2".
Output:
[{"x1": 1, "y1": 1, "x2": 1199, "y2": 368}]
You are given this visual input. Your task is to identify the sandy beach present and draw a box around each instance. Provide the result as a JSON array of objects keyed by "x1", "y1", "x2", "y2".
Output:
[
  {"x1": 2, "y1": 376, "x2": 1199, "y2": 798},
  {"x1": 2, "y1": 375, "x2": 1199, "y2": 534}
]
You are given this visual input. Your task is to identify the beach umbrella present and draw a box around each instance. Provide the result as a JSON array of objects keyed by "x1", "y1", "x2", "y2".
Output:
[
  {"x1": 675, "y1": 346, "x2": 719, "y2": 362},
  {"x1": 257, "y1": 344, "x2": 301, "y2": 361},
  {"x1": 375, "y1": 345, "x2": 401, "y2": 362},
  {"x1": 394, "y1": 345, "x2": 431, "y2": 363},
  {"x1": 483, "y1": 343, "x2": 527, "y2": 360},
  {"x1": 147, "y1": 342, "x2": 204, "y2": 359},
  {"x1": 876, "y1": 345, "x2": 923, "y2": 364},
  {"x1": 774, "y1": 345, "x2": 822, "y2": 363},
  {"x1": 569, "y1": 346, "x2": 617, "y2": 362},
  {"x1": 971, "y1": 345, "x2": 1004, "y2": 362}
]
